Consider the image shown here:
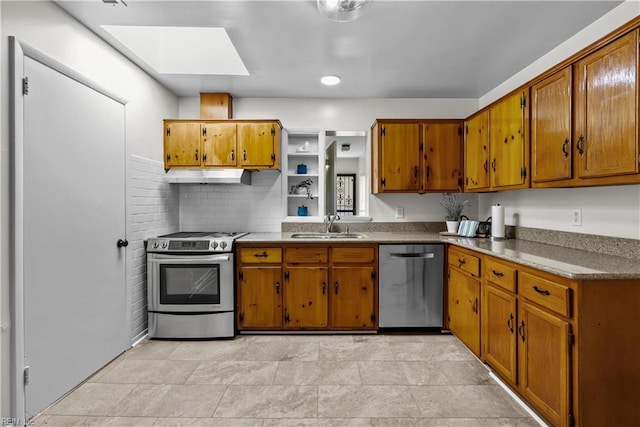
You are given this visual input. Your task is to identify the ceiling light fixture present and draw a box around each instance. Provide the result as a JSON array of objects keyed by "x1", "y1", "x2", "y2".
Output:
[
  {"x1": 321, "y1": 75, "x2": 341, "y2": 86},
  {"x1": 317, "y1": 0, "x2": 371, "y2": 22}
]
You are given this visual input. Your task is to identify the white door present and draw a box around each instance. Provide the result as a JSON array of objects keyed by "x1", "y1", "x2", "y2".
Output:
[{"x1": 22, "y1": 56, "x2": 128, "y2": 418}]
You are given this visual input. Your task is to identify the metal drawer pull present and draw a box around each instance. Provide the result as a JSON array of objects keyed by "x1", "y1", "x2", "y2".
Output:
[
  {"x1": 254, "y1": 252, "x2": 269, "y2": 258},
  {"x1": 458, "y1": 258, "x2": 466, "y2": 265},
  {"x1": 389, "y1": 253, "x2": 435, "y2": 259},
  {"x1": 532, "y1": 285, "x2": 551, "y2": 296},
  {"x1": 492, "y1": 270, "x2": 505, "y2": 277},
  {"x1": 518, "y1": 321, "x2": 526, "y2": 342}
]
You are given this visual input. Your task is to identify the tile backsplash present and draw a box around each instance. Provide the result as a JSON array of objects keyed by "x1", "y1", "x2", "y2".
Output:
[{"x1": 179, "y1": 170, "x2": 283, "y2": 232}]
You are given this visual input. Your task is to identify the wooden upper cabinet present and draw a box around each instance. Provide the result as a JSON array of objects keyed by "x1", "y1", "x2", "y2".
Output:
[
  {"x1": 574, "y1": 29, "x2": 639, "y2": 180},
  {"x1": 164, "y1": 122, "x2": 202, "y2": 168},
  {"x1": 373, "y1": 122, "x2": 421, "y2": 192},
  {"x1": 423, "y1": 122, "x2": 463, "y2": 191},
  {"x1": 531, "y1": 67, "x2": 573, "y2": 184},
  {"x1": 237, "y1": 122, "x2": 280, "y2": 169},
  {"x1": 202, "y1": 122, "x2": 237, "y2": 167},
  {"x1": 464, "y1": 111, "x2": 490, "y2": 191},
  {"x1": 489, "y1": 91, "x2": 529, "y2": 190}
]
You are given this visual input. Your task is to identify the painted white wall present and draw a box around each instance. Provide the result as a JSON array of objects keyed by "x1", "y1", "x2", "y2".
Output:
[{"x1": 1, "y1": 0, "x2": 178, "y2": 416}]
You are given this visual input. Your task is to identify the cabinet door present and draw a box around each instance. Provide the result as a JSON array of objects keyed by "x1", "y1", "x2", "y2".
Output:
[
  {"x1": 423, "y1": 122, "x2": 463, "y2": 191},
  {"x1": 237, "y1": 122, "x2": 279, "y2": 168},
  {"x1": 377, "y1": 123, "x2": 421, "y2": 191},
  {"x1": 331, "y1": 266, "x2": 375, "y2": 329},
  {"x1": 518, "y1": 301, "x2": 570, "y2": 427},
  {"x1": 531, "y1": 67, "x2": 573, "y2": 184},
  {"x1": 483, "y1": 284, "x2": 517, "y2": 384},
  {"x1": 574, "y1": 30, "x2": 639, "y2": 179},
  {"x1": 489, "y1": 91, "x2": 528, "y2": 189},
  {"x1": 202, "y1": 123, "x2": 237, "y2": 167},
  {"x1": 238, "y1": 266, "x2": 282, "y2": 329},
  {"x1": 464, "y1": 111, "x2": 490, "y2": 191},
  {"x1": 447, "y1": 268, "x2": 481, "y2": 356},
  {"x1": 164, "y1": 122, "x2": 202, "y2": 167},
  {"x1": 284, "y1": 267, "x2": 328, "y2": 328}
]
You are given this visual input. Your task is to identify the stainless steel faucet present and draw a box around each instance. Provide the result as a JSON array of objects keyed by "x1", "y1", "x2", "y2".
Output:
[{"x1": 324, "y1": 214, "x2": 340, "y2": 233}]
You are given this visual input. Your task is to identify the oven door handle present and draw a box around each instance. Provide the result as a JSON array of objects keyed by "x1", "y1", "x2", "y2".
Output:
[{"x1": 149, "y1": 254, "x2": 231, "y2": 262}]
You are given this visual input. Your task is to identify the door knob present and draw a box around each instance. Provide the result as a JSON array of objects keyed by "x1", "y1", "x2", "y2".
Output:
[{"x1": 117, "y1": 239, "x2": 129, "y2": 248}]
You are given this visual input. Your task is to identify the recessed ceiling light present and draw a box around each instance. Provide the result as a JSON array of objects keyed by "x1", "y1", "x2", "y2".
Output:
[{"x1": 321, "y1": 75, "x2": 341, "y2": 86}]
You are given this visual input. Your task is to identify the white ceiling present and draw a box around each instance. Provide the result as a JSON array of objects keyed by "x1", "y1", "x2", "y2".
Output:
[{"x1": 54, "y1": 0, "x2": 623, "y2": 98}]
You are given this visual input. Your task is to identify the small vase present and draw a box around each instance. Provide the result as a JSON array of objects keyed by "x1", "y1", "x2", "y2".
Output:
[{"x1": 446, "y1": 220, "x2": 460, "y2": 233}]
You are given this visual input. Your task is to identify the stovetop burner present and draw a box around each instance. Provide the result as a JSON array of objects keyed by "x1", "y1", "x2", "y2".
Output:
[{"x1": 147, "y1": 231, "x2": 248, "y2": 253}]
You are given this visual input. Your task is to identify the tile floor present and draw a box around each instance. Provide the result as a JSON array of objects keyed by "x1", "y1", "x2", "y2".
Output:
[{"x1": 33, "y1": 333, "x2": 540, "y2": 426}]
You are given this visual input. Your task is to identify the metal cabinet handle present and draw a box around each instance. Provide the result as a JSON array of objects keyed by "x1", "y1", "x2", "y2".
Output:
[
  {"x1": 492, "y1": 270, "x2": 504, "y2": 277},
  {"x1": 231, "y1": 149, "x2": 235, "y2": 161},
  {"x1": 195, "y1": 149, "x2": 199, "y2": 161},
  {"x1": 483, "y1": 160, "x2": 489, "y2": 173},
  {"x1": 117, "y1": 239, "x2": 128, "y2": 248},
  {"x1": 561, "y1": 138, "x2": 570, "y2": 158},
  {"x1": 518, "y1": 321, "x2": 526, "y2": 342},
  {"x1": 472, "y1": 298, "x2": 478, "y2": 313},
  {"x1": 243, "y1": 149, "x2": 247, "y2": 161},
  {"x1": 254, "y1": 251, "x2": 268, "y2": 258},
  {"x1": 507, "y1": 313, "x2": 514, "y2": 333},
  {"x1": 276, "y1": 282, "x2": 280, "y2": 294},
  {"x1": 491, "y1": 158, "x2": 497, "y2": 172},
  {"x1": 322, "y1": 282, "x2": 326, "y2": 295},
  {"x1": 334, "y1": 281, "x2": 339, "y2": 294},
  {"x1": 533, "y1": 285, "x2": 551, "y2": 296},
  {"x1": 414, "y1": 166, "x2": 418, "y2": 178},
  {"x1": 576, "y1": 134, "x2": 585, "y2": 155}
]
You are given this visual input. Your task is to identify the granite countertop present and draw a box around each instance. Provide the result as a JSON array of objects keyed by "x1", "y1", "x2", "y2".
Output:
[{"x1": 238, "y1": 232, "x2": 640, "y2": 280}]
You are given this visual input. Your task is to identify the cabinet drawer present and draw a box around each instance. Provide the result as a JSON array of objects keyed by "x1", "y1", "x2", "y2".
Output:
[
  {"x1": 332, "y1": 247, "x2": 375, "y2": 264},
  {"x1": 285, "y1": 247, "x2": 329, "y2": 264},
  {"x1": 449, "y1": 247, "x2": 481, "y2": 277},
  {"x1": 484, "y1": 258, "x2": 517, "y2": 292},
  {"x1": 519, "y1": 272, "x2": 571, "y2": 317},
  {"x1": 239, "y1": 247, "x2": 282, "y2": 264}
]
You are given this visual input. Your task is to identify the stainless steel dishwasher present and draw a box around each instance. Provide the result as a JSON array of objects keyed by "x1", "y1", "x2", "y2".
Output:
[{"x1": 378, "y1": 244, "x2": 444, "y2": 328}]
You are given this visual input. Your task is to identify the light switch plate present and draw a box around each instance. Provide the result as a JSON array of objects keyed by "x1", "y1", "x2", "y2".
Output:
[{"x1": 571, "y1": 208, "x2": 582, "y2": 226}]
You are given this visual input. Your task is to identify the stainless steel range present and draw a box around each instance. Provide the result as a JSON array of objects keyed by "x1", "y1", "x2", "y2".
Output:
[{"x1": 146, "y1": 231, "x2": 248, "y2": 339}]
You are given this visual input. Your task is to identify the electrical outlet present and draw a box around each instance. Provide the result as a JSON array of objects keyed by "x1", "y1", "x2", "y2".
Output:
[
  {"x1": 571, "y1": 208, "x2": 582, "y2": 226},
  {"x1": 395, "y1": 207, "x2": 404, "y2": 219}
]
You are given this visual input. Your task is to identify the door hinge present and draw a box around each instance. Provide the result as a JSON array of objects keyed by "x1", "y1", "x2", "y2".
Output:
[
  {"x1": 370, "y1": 313, "x2": 376, "y2": 322},
  {"x1": 284, "y1": 271, "x2": 289, "y2": 280},
  {"x1": 521, "y1": 167, "x2": 527, "y2": 179},
  {"x1": 569, "y1": 329, "x2": 575, "y2": 346},
  {"x1": 420, "y1": 143, "x2": 424, "y2": 151},
  {"x1": 271, "y1": 153, "x2": 276, "y2": 161},
  {"x1": 271, "y1": 126, "x2": 275, "y2": 136},
  {"x1": 24, "y1": 366, "x2": 30, "y2": 386},
  {"x1": 284, "y1": 313, "x2": 290, "y2": 323},
  {"x1": 239, "y1": 313, "x2": 244, "y2": 324},
  {"x1": 371, "y1": 271, "x2": 376, "y2": 280},
  {"x1": 381, "y1": 178, "x2": 386, "y2": 187},
  {"x1": 238, "y1": 271, "x2": 244, "y2": 280},
  {"x1": 22, "y1": 77, "x2": 29, "y2": 95},
  {"x1": 381, "y1": 126, "x2": 385, "y2": 136},
  {"x1": 166, "y1": 126, "x2": 171, "y2": 136},
  {"x1": 568, "y1": 413, "x2": 575, "y2": 427},
  {"x1": 458, "y1": 126, "x2": 463, "y2": 136},
  {"x1": 520, "y1": 95, "x2": 526, "y2": 108}
]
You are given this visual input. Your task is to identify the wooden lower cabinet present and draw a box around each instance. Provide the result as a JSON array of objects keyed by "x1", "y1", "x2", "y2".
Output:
[
  {"x1": 236, "y1": 242, "x2": 378, "y2": 331},
  {"x1": 482, "y1": 283, "x2": 517, "y2": 384},
  {"x1": 518, "y1": 301, "x2": 570, "y2": 427},
  {"x1": 284, "y1": 266, "x2": 328, "y2": 328}
]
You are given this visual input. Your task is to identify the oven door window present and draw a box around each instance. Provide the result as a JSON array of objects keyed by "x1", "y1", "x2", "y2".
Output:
[{"x1": 159, "y1": 264, "x2": 220, "y2": 305}]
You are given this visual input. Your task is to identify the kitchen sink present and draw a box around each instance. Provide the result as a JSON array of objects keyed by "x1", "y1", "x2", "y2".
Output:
[{"x1": 290, "y1": 232, "x2": 366, "y2": 239}]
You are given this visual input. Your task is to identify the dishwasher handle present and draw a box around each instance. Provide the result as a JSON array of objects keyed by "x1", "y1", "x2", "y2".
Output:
[{"x1": 388, "y1": 253, "x2": 435, "y2": 259}]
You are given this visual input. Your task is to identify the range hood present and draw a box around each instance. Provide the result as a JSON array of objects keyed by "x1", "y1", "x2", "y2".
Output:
[{"x1": 164, "y1": 169, "x2": 251, "y2": 185}]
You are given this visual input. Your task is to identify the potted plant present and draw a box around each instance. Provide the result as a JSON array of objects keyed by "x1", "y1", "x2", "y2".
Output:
[{"x1": 440, "y1": 192, "x2": 469, "y2": 233}]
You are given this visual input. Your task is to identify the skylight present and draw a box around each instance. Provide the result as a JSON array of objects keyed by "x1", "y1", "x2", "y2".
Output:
[{"x1": 101, "y1": 25, "x2": 249, "y2": 75}]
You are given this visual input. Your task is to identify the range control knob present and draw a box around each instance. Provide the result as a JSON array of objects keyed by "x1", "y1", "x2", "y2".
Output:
[
  {"x1": 220, "y1": 241, "x2": 228, "y2": 249},
  {"x1": 211, "y1": 241, "x2": 219, "y2": 249},
  {"x1": 161, "y1": 241, "x2": 168, "y2": 249},
  {"x1": 152, "y1": 241, "x2": 159, "y2": 249}
]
